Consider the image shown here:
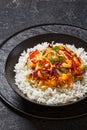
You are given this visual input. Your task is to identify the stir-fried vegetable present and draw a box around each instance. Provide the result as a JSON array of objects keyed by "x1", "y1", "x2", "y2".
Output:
[
  {"x1": 29, "y1": 49, "x2": 40, "y2": 63},
  {"x1": 42, "y1": 51, "x2": 46, "y2": 56},
  {"x1": 26, "y1": 44, "x2": 86, "y2": 90},
  {"x1": 49, "y1": 58, "x2": 58, "y2": 65},
  {"x1": 30, "y1": 49, "x2": 39, "y2": 59},
  {"x1": 58, "y1": 57, "x2": 64, "y2": 62},
  {"x1": 60, "y1": 68, "x2": 68, "y2": 74},
  {"x1": 84, "y1": 65, "x2": 87, "y2": 70},
  {"x1": 52, "y1": 46, "x2": 60, "y2": 52}
]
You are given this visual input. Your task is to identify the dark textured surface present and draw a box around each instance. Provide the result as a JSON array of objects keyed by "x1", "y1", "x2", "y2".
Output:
[{"x1": 0, "y1": 0, "x2": 87, "y2": 130}]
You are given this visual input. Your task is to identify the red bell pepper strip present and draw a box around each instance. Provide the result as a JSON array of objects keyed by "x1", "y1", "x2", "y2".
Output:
[
  {"x1": 31, "y1": 59, "x2": 38, "y2": 64},
  {"x1": 29, "y1": 49, "x2": 39, "y2": 63},
  {"x1": 64, "y1": 52, "x2": 72, "y2": 60},
  {"x1": 30, "y1": 49, "x2": 39, "y2": 59},
  {"x1": 72, "y1": 59, "x2": 77, "y2": 71}
]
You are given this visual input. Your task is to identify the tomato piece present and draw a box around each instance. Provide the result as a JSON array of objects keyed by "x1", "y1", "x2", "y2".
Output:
[{"x1": 30, "y1": 49, "x2": 39, "y2": 59}]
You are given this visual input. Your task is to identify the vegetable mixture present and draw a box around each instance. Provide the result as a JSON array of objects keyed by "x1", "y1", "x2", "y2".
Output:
[{"x1": 26, "y1": 44, "x2": 87, "y2": 90}]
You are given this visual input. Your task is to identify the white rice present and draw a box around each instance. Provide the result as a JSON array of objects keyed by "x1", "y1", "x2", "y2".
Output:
[{"x1": 14, "y1": 42, "x2": 87, "y2": 105}]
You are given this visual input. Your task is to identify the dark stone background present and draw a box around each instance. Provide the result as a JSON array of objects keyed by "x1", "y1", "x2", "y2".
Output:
[{"x1": 0, "y1": 0, "x2": 87, "y2": 130}]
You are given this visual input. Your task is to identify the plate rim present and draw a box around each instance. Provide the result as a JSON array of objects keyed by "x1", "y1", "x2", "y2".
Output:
[{"x1": 1, "y1": 93, "x2": 87, "y2": 120}]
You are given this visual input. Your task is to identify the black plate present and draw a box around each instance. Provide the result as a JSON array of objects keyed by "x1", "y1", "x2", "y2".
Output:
[
  {"x1": 5, "y1": 33, "x2": 87, "y2": 107},
  {"x1": 0, "y1": 24, "x2": 87, "y2": 119}
]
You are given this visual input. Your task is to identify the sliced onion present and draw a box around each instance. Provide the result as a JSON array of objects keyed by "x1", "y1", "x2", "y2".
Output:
[
  {"x1": 33, "y1": 71, "x2": 38, "y2": 77},
  {"x1": 76, "y1": 69, "x2": 86, "y2": 76},
  {"x1": 55, "y1": 62, "x2": 62, "y2": 66},
  {"x1": 49, "y1": 68, "x2": 56, "y2": 76}
]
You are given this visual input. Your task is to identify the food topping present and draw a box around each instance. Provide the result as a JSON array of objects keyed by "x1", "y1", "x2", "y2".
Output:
[{"x1": 26, "y1": 44, "x2": 86, "y2": 90}]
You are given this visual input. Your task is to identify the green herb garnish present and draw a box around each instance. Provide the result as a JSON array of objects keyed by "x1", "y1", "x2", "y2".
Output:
[
  {"x1": 73, "y1": 75, "x2": 77, "y2": 81},
  {"x1": 49, "y1": 57, "x2": 64, "y2": 65},
  {"x1": 42, "y1": 51, "x2": 46, "y2": 56},
  {"x1": 38, "y1": 64, "x2": 42, "y2": 67},
  {"x1": 52, "y1": 46, "x2": 60, "y2": 52},
  {"x1": 84, "y1": 65, "x2": 87, "y2": 70},
  {"x1": 79, "y1": 76, "x2": 84, "y2": 81},
  {"x1": 42, "y1": 71, "x2": 46, "y2": 75},
  {"x1": 49, "y1": 58, "x2": 58, "y2": 64},
  {"x1": 60, "y1": 68, "x2": 68, "y2": 73},
  {"x1": 58, "y1": 57, "x2": 64, "y2": 62},
  {"x1": 30, "y1": 82, "x2": 35, "y2": 86}
]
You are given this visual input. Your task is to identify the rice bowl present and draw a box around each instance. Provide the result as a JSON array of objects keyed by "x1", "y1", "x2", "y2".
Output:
[{"x1": 14, "y1": 42, "x2": 87, "y2": 105}]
